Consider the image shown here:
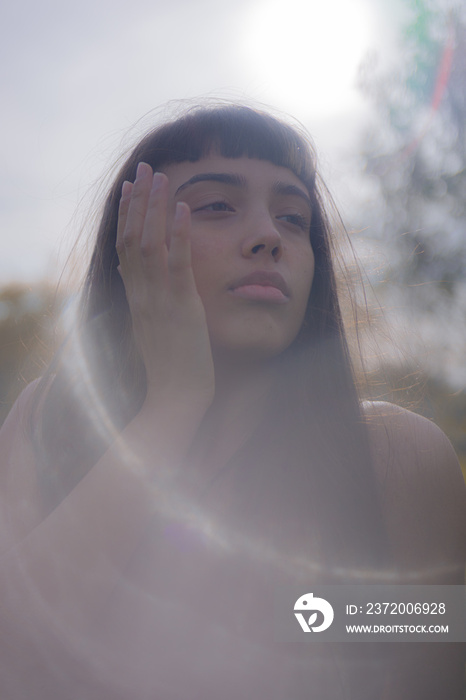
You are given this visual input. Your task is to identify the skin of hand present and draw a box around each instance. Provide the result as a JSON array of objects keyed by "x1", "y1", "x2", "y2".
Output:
[{"x1": 116, "y1": 162, "x2": 215, "y2": 411}]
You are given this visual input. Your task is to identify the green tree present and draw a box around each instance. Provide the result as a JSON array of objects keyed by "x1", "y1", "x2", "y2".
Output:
[
  {"x1": 352, "y1": 0, "x2": 466, "y2": 481},
  {"x1": 355, "y1": 0, "x2": 466, "y2": 386}
]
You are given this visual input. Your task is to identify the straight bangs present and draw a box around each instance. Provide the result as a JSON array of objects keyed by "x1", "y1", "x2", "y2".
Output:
[{"x1": 135, "y1": 106, "x2": 317, "y2": 194}]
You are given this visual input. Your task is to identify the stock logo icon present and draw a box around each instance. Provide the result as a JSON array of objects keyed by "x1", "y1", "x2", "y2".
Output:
[{"x1": 294, "y1": 593, "x2": 334, "y2": 632}]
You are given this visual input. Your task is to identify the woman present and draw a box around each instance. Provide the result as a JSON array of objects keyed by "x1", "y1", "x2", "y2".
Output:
[{"x1": 0, "y1": 104, "x2": 465, "y2": 698}]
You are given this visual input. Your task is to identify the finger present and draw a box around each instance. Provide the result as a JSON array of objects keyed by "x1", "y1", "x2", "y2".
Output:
[
  {"x1": 116, "y1": 180, "x2": 133, "y2": 255},
  {"x1": 168, "y1": 202, "x2": 198, "y2": 298},
  {"x1": 120, "y1": 162, "x2": 153, "y2": 272},
  {"x1": 139, "y1": 172, "x2": 169, "y2": 281}
]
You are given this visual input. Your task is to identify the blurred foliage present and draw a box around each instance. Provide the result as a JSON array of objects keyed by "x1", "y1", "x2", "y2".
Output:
[
  {"x1": 356, "y1": 0, "x2": 466, "y2": 384},
  {"x1": 0, "y1": 284, "x2": 63, "y2": 426}
]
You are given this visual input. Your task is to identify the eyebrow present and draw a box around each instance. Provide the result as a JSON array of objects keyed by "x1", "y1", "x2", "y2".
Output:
[
  {"x1": 175, "y1": 171, "x2": 312, "y2": 212},
  {"x1": 175, "y1": 172, "x2": 247, "y2": 195},
  {"x1": 271, "y1": 182, "x2": 312, "y2": 212}
]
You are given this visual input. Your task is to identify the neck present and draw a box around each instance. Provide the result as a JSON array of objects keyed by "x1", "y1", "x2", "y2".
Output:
[
  {"x1": 213, "y1": 353, "x2": 275, "y2": 398},
  {"x1": 187, "y1": 356, "x2": 277, "y2": 485}
]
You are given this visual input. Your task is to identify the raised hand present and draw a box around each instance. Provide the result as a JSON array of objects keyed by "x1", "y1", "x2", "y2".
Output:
[{"x1": 116, "y1": 162, "x2": 215, "y2": 413}]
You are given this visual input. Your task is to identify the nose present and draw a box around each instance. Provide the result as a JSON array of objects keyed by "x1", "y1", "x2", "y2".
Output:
[{"x1": 241, "y1": 211, "x2": 283, "y2": 262}]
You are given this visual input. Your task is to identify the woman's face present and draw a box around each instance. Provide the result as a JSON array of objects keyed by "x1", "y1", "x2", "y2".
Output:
[{"x1": 162, "y1": 155, "x2": 315, "y2": 362}]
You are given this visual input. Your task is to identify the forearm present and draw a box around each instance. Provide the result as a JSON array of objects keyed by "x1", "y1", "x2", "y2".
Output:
[{"x1": 0, "y1": 395, "x2": 208, "y2": 638}]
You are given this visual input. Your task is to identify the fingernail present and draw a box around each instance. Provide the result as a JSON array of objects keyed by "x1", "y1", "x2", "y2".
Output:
[
  {"x1": 121, "y1": 180, "x2": 132, "y2": 197},
  {"x1": 136, "y1": 162, "x2": 150, "y2": 179},
  {"x1": 174, "y1": 201, "x2": 185, "y2": 222},
  {"x1": 151, "y1": 172, "x2": 164, "y2": 192}
]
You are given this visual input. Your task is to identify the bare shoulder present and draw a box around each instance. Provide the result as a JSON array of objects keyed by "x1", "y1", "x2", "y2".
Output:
[
  {"x1": 361, "y1": 401, "x2": 466, "y2": 581},
  {"x1": 361, "y1": 399, "x2": 460, "y2": 466}
]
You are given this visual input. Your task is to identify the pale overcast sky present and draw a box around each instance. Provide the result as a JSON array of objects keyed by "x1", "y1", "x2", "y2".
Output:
[{"x1": 1, "y1": 0, "x2": 401, "y2": 284}]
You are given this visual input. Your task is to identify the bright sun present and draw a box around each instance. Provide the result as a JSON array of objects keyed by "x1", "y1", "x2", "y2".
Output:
[{"x1": 239, "y1": 0, "x2": 374, "y2": 118}]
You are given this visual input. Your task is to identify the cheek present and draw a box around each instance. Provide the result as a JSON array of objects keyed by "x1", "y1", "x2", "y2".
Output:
[
  {"x1": 296, "y1": 249, "x2": 315, "y2": 305},
  {"x1": 189, "y1": 237, "x2": 226, "y2": 299}
]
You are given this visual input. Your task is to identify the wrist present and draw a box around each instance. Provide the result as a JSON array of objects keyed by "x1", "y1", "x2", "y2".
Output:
[{"x1": 130, "y1": 390, "x2": 211, "y2": 469}]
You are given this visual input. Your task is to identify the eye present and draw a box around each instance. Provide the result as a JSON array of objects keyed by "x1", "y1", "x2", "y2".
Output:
[
  {"x1": 277, "y1": 213, "x2": 310, "y2": 231},
  {"x1": 193, "y1": 201, "x2": 234, "y2": 213}
]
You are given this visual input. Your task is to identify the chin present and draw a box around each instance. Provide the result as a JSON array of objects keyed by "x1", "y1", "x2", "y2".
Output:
[
  {"x1": 211, "y1": 331, "x2": 298, "y2": 365},
  {"x1": 207, "y1": 309, "x2": 305, "y2": 365}
]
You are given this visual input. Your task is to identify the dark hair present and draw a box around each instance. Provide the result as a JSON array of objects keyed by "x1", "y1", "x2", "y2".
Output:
[{"x1": 33, "y1": 104, "x2": 389, "y2": 576}]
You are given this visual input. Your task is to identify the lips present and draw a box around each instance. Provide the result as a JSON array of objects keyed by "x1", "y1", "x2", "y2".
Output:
[{"x1": 229, "y1": 271, "x2": 290, "y2": 303}]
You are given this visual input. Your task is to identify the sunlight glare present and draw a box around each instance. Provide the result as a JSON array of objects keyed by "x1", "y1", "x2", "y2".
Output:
[{"x1": 240, "y1": 0, "x2": 374, "y2": 117}]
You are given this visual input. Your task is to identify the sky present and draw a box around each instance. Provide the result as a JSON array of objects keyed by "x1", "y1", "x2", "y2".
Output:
[{"x1": 0, "y1": 0, "x2": 403, "y2": 285}]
